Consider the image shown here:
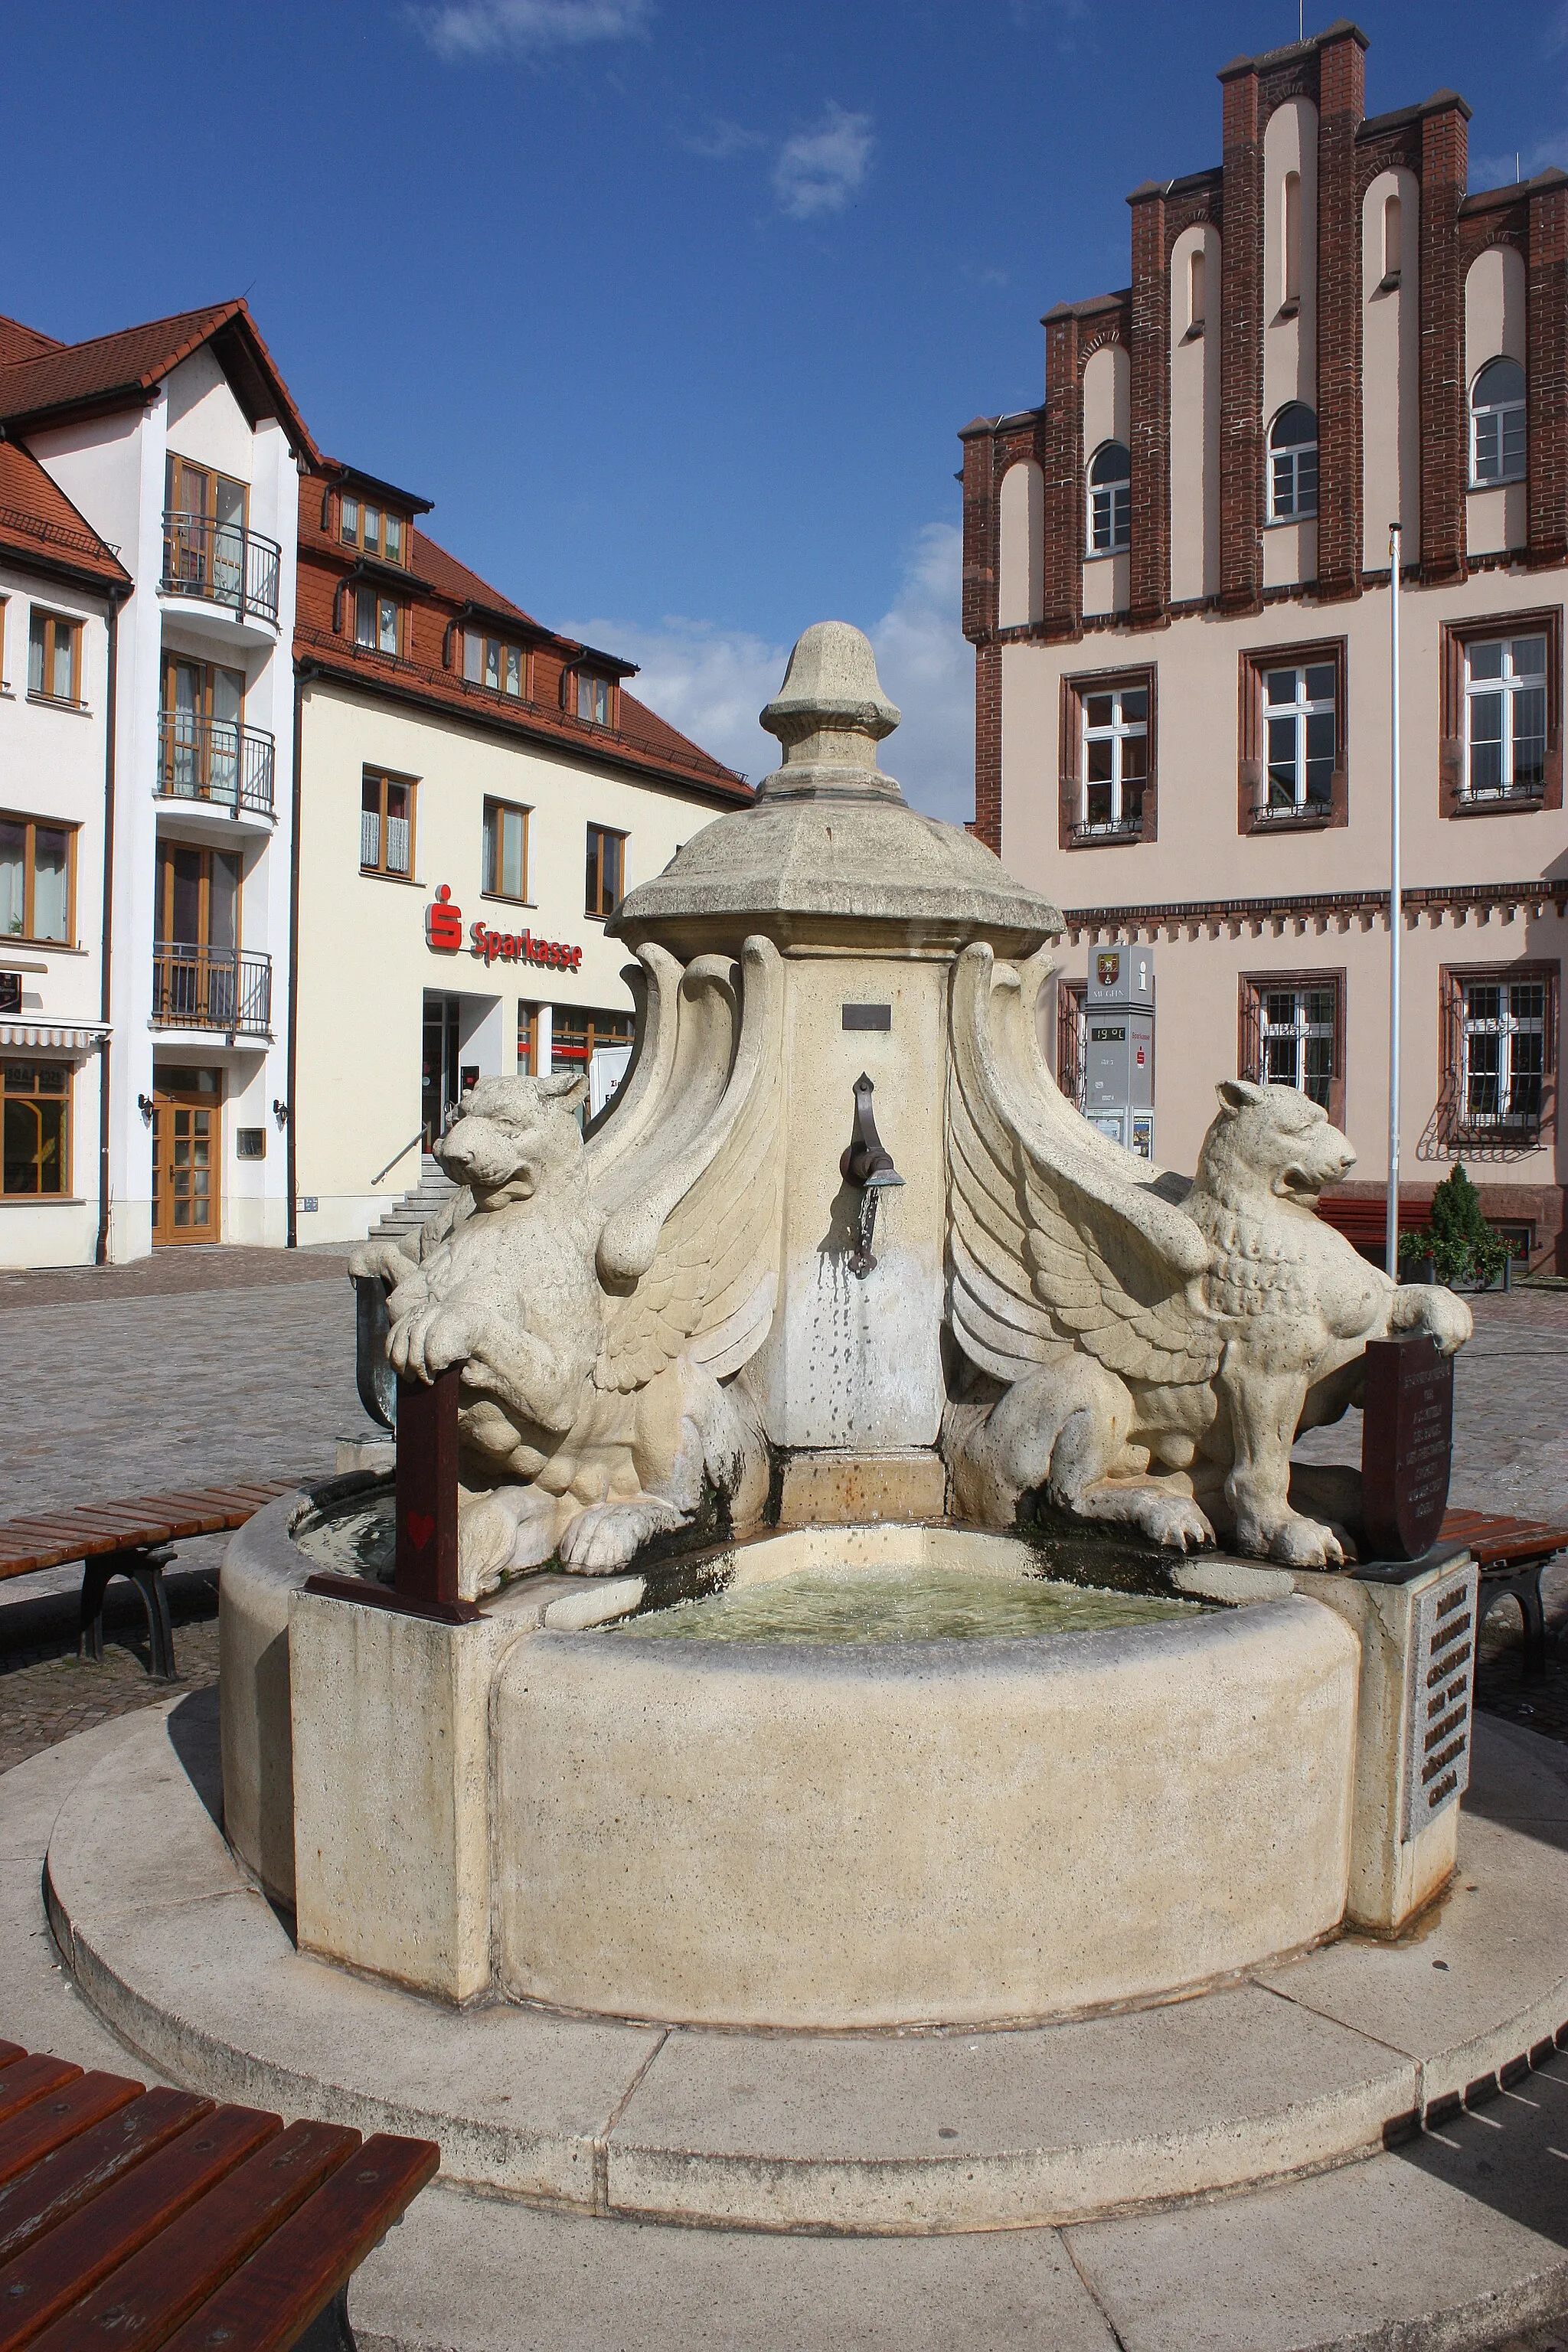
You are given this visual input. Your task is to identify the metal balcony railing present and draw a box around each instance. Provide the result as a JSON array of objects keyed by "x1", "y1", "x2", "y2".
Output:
[
  {"x1": 152, "y1": 944, "x2": 272, "y2": 1035},
  {"x1": 160, "y1": 511, "x2": 281, "y2": 627},
  {"x1": 157, "y1": 711, "x2": 276, "y2": 818}
]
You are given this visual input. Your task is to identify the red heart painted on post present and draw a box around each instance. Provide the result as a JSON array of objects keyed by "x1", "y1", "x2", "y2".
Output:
[{"x1": 406, "y1": 1511, "x2": 435, "y2": 1552}]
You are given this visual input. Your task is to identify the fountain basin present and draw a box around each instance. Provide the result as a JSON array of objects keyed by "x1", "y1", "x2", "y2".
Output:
[{"x1": 483, "y1": 1521, "x2": 1358, "y2": 2030}]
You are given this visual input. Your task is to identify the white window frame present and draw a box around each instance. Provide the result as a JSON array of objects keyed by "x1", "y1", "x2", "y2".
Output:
[
  {"x1": 1460, "y1": 978, "x2": 1547, "y2": 1129},
  {"x1": 1470, "y1": 359, "x2": 1526, "y2": 488},
  {"x1": 1259, "y1": 983, "x2": 1335, "y2": 1109},
  {"x1": 1268, "y1": 407, "x2": 1318, "y2": 522},
  {"x1": 1262, "y1": 662, "x2": 1336, "y2": 813},
  {"x1": 1086, "y1": 443, "x2": 1130, "y2": 556},
  {"x1": 1463, "y1": 633, "x2": 1548, "y2": 801},
  {"x1": 1079, "y1": 684, "x2": 1148, "y2": 835}
]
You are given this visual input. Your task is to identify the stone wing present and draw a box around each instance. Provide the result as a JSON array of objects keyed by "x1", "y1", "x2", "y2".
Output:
[
  {"x1": 592, "y1": 936, "x2": 786, "y2": 1395},
  {"x1": 948, "y1": 942, "x2": 1221, "y2": 1389}
]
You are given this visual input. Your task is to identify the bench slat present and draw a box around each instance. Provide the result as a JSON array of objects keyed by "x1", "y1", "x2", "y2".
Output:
[
  {"x1": 157, "y1": 2135, "x2": 441, "y2": 2352},
  {"x1": 0, "y1": 2092, "x2": 212, "y2": 2270},
  {"x1": 0, "y1": 2075, "x2": 142, "y2": 2190},
  {"x1": 0, "y1": 1481, "x2": 292, "y2": 1579},
  {"x1": 24, "y1": 2120, "x2": 361, "y2": 2352},
  {"x1": 0, "y1": 2103, "x2": 278, "y2": 2352},
  {"x1": 0, "y1": 2062, "x2": 81, "y2": 2133}
]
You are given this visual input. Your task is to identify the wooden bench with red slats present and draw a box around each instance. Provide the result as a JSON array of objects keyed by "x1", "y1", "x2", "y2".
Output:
[
  {"x1": 0, "y1": 1485, "x2": 292, "y2": 1681},
  {"x1": 1442, "y1": 1508, "x2": 1568, "y2": 1679},
  {"x1": 0, "y1": 2040, "x2": 436, "y2": 2352}
]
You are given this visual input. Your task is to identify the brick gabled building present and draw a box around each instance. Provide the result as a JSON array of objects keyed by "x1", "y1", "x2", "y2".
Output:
[
  {"x1": 290, "y1": 462, "x2": 749, "y2": 1244},
  {"x1": 962, "y1": 21, "x2": 1568, "y2": 1269}
]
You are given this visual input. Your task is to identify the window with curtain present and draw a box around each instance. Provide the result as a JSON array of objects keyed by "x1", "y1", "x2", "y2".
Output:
[
  {"x1": 575, "y1": 672, "x2": 611, "y2": 724},
  {"x1": 482, "y1": 799, "x2": 529, "y2": 902},
  {"x1": 2, "y1": 1064, "x2": 69, "y2": 1197},
  {"x1": 1470, "y1": 358, "x2": 1526, "y2": 486},
  {"x1": 354, "y1": 588, "x2": 405, "y2": 658},
  {"x1": 361, "y1": 771, "x2": 415, "y2": 877},
  {"x1": 27, "y1": 609, "x2": 80, "y2": 704},
  {"x1": 463, "y1": 631, "x2": 525, "y2": 696},
  {"x1": 585, "y1": 824, "x2": 626, "y2": 918},
  {"x1": 0, "y1": 814, "x2": 74, "y2": 942}
]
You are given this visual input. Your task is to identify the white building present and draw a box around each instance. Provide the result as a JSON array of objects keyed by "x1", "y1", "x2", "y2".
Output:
[
  {"x1": 291, "y1": 458, "x2": 751, "y2": 1245},
  {"x1": 0, "y1": 302, "x2": 314, "y2": 1263}
]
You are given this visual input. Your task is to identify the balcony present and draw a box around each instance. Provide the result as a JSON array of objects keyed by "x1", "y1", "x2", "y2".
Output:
[
  {"x1": 152, "y1": 945, "x2": 272, "y2": 1037},
  {"x1": 160, "y1": 511, "x2": 281, "y2": 638},
  {"x1": 157, "y1": 712, "x2": 276, "y2": 822}
]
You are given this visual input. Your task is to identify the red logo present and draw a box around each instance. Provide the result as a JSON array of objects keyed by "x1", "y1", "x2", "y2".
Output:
[
  {"x1": 405, "y1": 1511, "x2": 435, "y2": 1552},
  {"x1": 426, "y1": 885, "x2": 463, "y2": 952}
]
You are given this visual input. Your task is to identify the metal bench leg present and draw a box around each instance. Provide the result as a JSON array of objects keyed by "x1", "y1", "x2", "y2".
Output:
[
  {"x1": 294, "y1": 2285, "x2": 356, "y2": 2351},
  {"x1": 130, "y1": 1563, "x2": 177, "y2": 1682},
  {"x1": 1518, "y1": 1571, "x2": 1547, "y2": 1681},
  {"x1": 77, "y1": 1547, "x2": 177, "y2": 1680}
]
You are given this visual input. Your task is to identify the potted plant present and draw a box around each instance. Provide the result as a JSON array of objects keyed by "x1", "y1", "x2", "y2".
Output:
[{"x1": 1397, "y1": 1165, "x2": 1513, "y2": 1292}]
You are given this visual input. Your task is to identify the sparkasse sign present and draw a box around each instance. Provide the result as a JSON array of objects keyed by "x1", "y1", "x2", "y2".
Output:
[{"x1": 424, "y1": 884, "x2": 583, "y2": 972}]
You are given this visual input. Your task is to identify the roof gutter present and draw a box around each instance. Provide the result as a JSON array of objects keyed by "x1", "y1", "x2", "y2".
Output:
[{"x1": 286, "y1": 662, "x2": 315, "y2": 1249}]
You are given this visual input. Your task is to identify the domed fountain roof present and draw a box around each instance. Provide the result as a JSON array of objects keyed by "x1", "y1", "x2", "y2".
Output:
[{"x1": 608, "y1": 622, "x2": 1063, "y2": 958}]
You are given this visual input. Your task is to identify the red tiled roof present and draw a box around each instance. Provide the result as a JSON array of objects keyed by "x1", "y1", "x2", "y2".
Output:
[
  {"x1": 0, "y1": 441, "x2": 130, "y2": 590},
  {"x1": 0, "y1": 314, "x2": 64, "y2": 366},
  {"x1": 0, "y1": 300, "x2": 319, "y2": 463},
  {"x1": 296, "y1": 475, "x2": 747, "y2": 803}
]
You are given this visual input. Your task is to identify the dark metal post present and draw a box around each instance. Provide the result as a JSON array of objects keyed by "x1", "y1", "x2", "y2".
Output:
[{"x1": 394, "y1": 1367, "x2": 462, "y2": 1610}]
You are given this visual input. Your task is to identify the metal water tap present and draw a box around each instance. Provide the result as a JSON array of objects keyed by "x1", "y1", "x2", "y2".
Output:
[{"x1": 839, "y1": 1072, "x2": 903, "y2": 1278}]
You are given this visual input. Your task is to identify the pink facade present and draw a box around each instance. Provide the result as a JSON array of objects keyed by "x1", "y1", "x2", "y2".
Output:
[{"x1": 962, "y1": 24, "x2": 1568, "y2": 1269}]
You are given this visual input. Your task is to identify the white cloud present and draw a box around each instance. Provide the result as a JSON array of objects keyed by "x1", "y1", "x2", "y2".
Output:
[
  {"x1": 680, "y1": 117, "x2": 766, "y2": 162},
  {"x1": 566, "y1": 520, "x2": 974, "y2": 825},
  {"x1": 772, "y1": 103, "x2": 874, "y2": 220},
  {"x1": 413, "y1": 0, "x2": 651, "y2": 61}
]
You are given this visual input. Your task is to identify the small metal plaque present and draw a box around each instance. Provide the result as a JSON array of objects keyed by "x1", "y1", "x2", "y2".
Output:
[
  {"x1": 1402, "y1": 1562, "x2": 1477, "y2": 1838},
  {"x1": 841, "y1": 1004, "x2": 891, "y2": 1032},
  {"x1": 0, "y1": 973, "x2": 20, "y2": 1014}
]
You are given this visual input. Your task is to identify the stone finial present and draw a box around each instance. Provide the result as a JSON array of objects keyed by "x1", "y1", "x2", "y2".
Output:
[{"x1": 757, "y1": 622, "x2": 903, "y2": 800}]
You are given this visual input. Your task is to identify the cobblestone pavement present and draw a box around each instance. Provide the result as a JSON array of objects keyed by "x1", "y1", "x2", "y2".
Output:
[{"x1": 0, "y1": 1261, "x2": 1563, "y2": 1774}]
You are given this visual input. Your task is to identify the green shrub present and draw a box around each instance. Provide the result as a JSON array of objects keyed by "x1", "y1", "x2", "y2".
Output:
[{"x1": 1396, "y1": 1165, "x2": 1511, "y2": 1287}]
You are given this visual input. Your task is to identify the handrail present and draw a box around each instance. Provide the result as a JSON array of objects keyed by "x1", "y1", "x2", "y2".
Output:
[
  {"x1": 371, "y1": 1131, "x2": 426, "y2": 1187},
  {"x1": 156, "y1": 710, "x2": 276, "y2": 817},
  {"x1": 151, "y1": 943, "x2": 272, "y2": 1035},
  {"x1": 160, "y1": 510, "x2": 281, "y2": 627}
]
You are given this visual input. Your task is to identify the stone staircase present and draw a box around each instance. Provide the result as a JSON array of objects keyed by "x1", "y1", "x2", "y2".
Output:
[{"x1": 364, "y1": 1152, "x2": 456, "y2": 1244}]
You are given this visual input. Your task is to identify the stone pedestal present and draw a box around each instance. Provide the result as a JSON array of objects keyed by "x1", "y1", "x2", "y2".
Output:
[
  {"x1": 289, "y1": 1586, "x2": 535, "y2": 2001},
  {"x1": 776, "y1": 1449, "x2": 948, "y2": 1526},
  {"x1": 1293, "y1": 1552, "x2": 1479, "y2": 1932}
]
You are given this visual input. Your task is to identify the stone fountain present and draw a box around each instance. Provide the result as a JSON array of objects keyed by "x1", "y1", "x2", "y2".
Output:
[{"x1": 208, "y1": 622, "x2": 1485, "y2": 2050}]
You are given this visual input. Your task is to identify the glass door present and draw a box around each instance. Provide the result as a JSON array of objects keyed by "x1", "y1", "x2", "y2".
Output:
[
  {"x1": 421, "y1": 995, "x2": 460, "y2": 1148},
  {"x1": 151, "y1": 1075, "x2": 222, "y2": 1245}
]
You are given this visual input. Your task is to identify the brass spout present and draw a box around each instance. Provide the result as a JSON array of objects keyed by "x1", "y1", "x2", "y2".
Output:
[{"x1": 840, "y1": 1073, "x2": 903, "y2": 1277}]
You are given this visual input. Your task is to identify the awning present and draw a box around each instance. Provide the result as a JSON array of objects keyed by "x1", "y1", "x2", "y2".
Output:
[{"x1": 0, "y1": 1024, "x2": 110, "y2": 1054}]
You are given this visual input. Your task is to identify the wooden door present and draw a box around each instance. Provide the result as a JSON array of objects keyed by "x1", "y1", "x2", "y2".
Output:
[{"x1": 151, "y1": 1085, "x2": 221, "y2": 1244}]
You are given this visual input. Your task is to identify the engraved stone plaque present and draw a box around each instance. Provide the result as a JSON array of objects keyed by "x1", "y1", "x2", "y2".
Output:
[
  {"x1": 1401, "y1": 1561, "x2": 1478, "y2": 1838},
  {"x1": 1361, "y1": 1334, "x2": 1454, "y2": 1561}
]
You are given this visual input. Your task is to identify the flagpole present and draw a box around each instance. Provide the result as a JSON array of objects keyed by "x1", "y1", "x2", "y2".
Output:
[{"x1": 1386, "y1": 521, "x2": 1403, "y2": 1278}]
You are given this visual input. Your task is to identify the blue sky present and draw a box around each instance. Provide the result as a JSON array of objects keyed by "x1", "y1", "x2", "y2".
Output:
[{"x1": 4, "y1": 2, "x2": 1563, "y2": 816}]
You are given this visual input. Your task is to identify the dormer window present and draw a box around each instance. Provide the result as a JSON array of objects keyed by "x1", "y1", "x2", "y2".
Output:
[
  {"x1": 354, "y1": 586, "x2": 406, "y2": 658},
  {"x1": 462, "y1": 631, "x2": 524, "y2": 696},
  {"x1": 339, "y1": 495, "x2": 410, "y2": 566},
  {"x1": 577, "y1": 672, "x2": 610, "y2": 726}
]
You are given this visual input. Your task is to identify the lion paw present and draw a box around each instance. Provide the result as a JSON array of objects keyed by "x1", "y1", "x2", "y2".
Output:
[
  {"x1": 1138, "y1": 1494, "x2": 1216, "y2": 1553},
  {"x1": 1266, "y1": 1515, "x2": 1346, "y2": 1570},
  {"x1": 558, "y1": 1497, "x2": 686, "y2": 1573}
]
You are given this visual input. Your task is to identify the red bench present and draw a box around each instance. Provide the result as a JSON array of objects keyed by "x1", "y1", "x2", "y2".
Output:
[
  {"x1": 1442, "y1": 1508, "x2": 1566, "y2": 1680},
  {"x1": 0, "y1": 2041, "x2": 436, "y2": 2352},
  {"x1": 0, "y1": 1487, "x2": 291, "y2": 1681}
]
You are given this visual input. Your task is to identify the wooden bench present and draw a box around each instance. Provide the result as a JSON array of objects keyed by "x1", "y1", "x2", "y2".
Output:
[
  {"x1": 1441, "y1": 1508, "x2": 1567, "y2": 1680},
  {"x1": 0, "y1": 2040, "x2": 436, "y2": 2352},
  {"x1": 0, "y1": 1486, "x2": 291, "y2": 1682}
]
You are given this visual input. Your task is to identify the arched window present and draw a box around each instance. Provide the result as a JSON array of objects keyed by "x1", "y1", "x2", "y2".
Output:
[
  {"x1": 1471, "y1": 357, "x2": 1525, "y2": 485},
  {"x1": 1087, "y1": 441, "x2": 1130, "y2": 554},
  {"x1": 1269, "y1": 403, "x2": 1318, "y2": 521}
]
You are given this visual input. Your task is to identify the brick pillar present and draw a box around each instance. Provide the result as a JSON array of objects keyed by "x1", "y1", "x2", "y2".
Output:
[
  {"x1": 1418, "y1": 101, "x2": 1468, "y2": 584},
  {"x1": 1218, "y1": 59, "x2": 1263, "y2": 613},
  {"x1": 1129, "y1": 185, "x2": 1171, "y2": 627},
  {"x1": 1315, "y1": 26, "x2": 1367, "y2": 600},
  {"x1": 960, "y1": 419, "x2": 999, "y2": 641},
  {"x1": 973, "y1": 639, "x2": 1002, "y2": 853},
  {"x1": 1527, "y1": 172, "x2": 1568, "y2": 567},
  {"x1": 1042, "y1": 309, "x2": 1083, "y2": 639}
]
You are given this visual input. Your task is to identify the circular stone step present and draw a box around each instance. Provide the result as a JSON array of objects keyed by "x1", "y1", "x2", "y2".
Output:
[{"x1": 43, "y1": 1695, "x2": 1568, "y2": 2238}]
